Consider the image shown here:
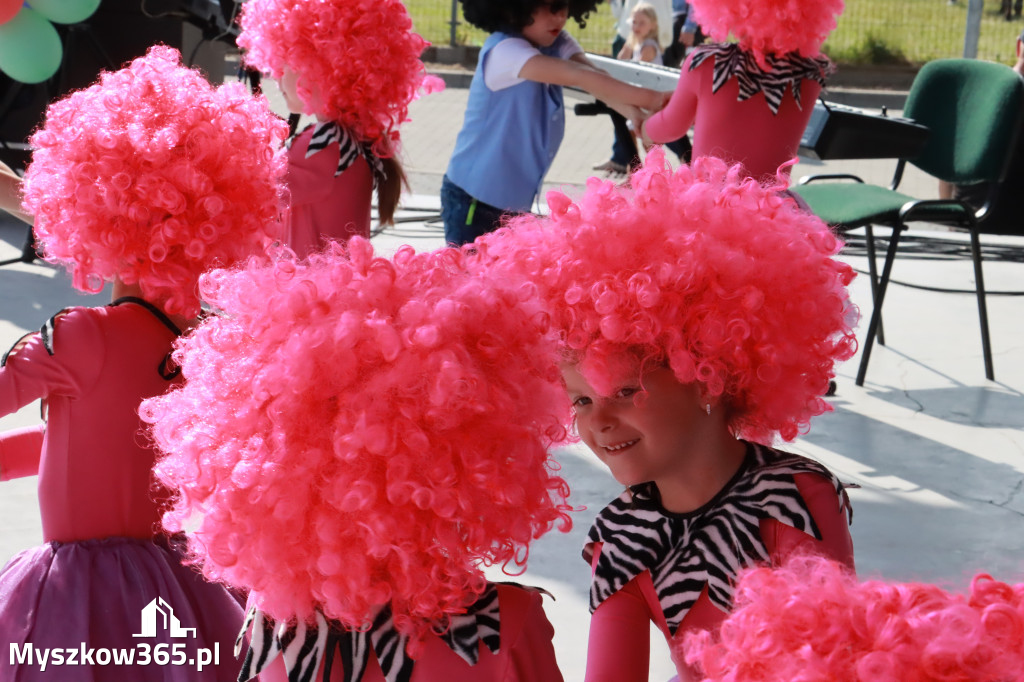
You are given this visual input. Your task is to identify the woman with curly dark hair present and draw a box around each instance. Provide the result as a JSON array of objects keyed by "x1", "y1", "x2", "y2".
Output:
[{"x1": 442, "y1": 0, "x2": 669, "y2": 246}]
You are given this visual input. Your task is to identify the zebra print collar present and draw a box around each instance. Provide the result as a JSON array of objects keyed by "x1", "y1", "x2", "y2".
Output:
[
  {"x1": 585, "y1": 442, "x2": 850, "y2": 634},
  {"x1": 292, "y1": 122, "x2": 386, "y2": 188},
  {"x1": 235, "y1": 583, "x2": 503, "y2": 682},
  {"x1": 688, "y1": 43, "x2": 835, "y2": 115}
]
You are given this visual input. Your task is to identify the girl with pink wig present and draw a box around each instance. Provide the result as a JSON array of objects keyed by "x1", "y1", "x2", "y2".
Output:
[
  {"x1": 643, "y1": 0, "x2": 844, "y2": 183},
  {"x1": 685, "y1": 556, "x2": 1024, "y2": 681},
  {"x1": 0, "y1": 45, "x2": 287, "y2": 681},
  {"x1": 472, "y1": 148, "x2": 859, "y2": 681},
  {"x1": 236, "y1": 0, "x2": 441, "y2": 258},
  {"x1": 141, "y1": 239, "x2": 575, "y2": 681}
]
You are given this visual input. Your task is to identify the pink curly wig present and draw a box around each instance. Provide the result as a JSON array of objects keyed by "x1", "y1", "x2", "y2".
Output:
[
  {"x1": 237, "y1": 0, "x2": 435, "y2": 151},
  {"x1": 688, "y1": 0, "x2": 844, "y2": 65},
  {"x1": 683, "y1": 556, "x2": 1024, "y2": 681},
  {"x1": 21, "y1": 45, "x2": 288, "y2": 319},
  {"x1": 140, "y1": 238, "x2": 572, "y2": 645},
  {"x1": 473, "y1": 148, "x2": 857, "y2": 443}
]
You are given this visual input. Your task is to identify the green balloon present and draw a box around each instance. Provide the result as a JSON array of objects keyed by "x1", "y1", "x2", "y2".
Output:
[
  {"x1": 0, "y1": 8, "x2": 62, "y2": 84},
  {"x1": 27, "y1": 0, "x2": 99, "y2": 24}
]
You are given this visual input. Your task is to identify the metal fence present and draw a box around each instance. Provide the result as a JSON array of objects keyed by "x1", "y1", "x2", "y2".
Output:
[{"x1": 408, "y1": 0, "x2": 1023, "y2": 67}]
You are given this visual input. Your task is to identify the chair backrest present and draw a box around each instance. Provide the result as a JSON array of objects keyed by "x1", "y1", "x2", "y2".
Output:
[{"x1": 903, "y1": 58, "x2": 1024, "y2": 185}]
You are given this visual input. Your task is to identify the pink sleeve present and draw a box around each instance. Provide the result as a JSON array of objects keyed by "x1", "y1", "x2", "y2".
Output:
[
  {"x1": 643, "y1": 53, "x2": 701, "y2": 144},
  {"x1": 0, "y1": 424, "x2": 44, "y2": 480},
  {"x1": 0, "y1": 309, "x2": 101, "y2": 418},
  {"x1": 499, "y1": 586, "x2": 564, "y2": 682},
  {"x1": 762, "y1": 472, "x2": 855, "y2": 572},
  {"x1": 584, "y1": 575, "x2": 651, "y2": 682}
]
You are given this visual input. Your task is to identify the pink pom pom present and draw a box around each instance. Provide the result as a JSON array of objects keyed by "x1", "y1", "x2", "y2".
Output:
[
  {"x1": 142, "y1": 241, "x2": 573, "y2": 646},
  {"x1": 683, "y1": 557, "x2": 1024, "y2": 681},
  {"x1": 237, "y1": 0, "x2": 435, "y2": 148},
  {"x1": 689, "y1": 0, "x2": 844, "y2": 63},
  {"x1": 471, "y1": 149, "x2": 857, "y2": 444},
  {"x1": 22, "y1": 46, "x2": 288, "y2": 317}
]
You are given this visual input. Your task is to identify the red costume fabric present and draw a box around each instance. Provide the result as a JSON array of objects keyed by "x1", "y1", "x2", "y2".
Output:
[
  {"x1": 0, "y1": 300, "x2": 244, "y2": 682},
  {"x1": 644, "y1": 44, "x2": 833, "y2": 182},
  {"x1": 284, "y1": 123, "x2": 375, "y2": 257}
]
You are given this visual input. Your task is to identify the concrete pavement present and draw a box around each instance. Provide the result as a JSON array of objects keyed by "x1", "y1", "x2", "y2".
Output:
[{"x1": 1, "y1": 78, "x2": 1023, "y2": 681}]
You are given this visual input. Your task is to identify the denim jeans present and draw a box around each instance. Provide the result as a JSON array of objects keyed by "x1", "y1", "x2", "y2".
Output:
[{"x1": 440, "y1": 175, "x2": 512, "y2": 246}]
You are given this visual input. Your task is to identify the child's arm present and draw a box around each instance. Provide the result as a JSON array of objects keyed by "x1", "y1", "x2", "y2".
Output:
[
  {"x1": 764, "y1": 473, "x2": 856, "y2": 572},
  {"x1": 0, "y1": 160, "x2": 32, "y2": 225},
  {"x1": 1, "y1": 310, "x2": 102, "y2": 420},
  {"x1": 638, "y1": 43, "x2": 658, "y2": 63},
  {"x1": 520, "y1": 53, "x2": 670, "y2": 127},
  {"x1": 0, "y1": 425, "x2": 44, "y2": 480},
  {"x1": 642, "y1": 53, "x2": 700, "y2": 144},
  {"x1": 519, "y1": 52, "x2": 666, "y2": 110},
  {"x1": 585, "y1": 579, "x2": 652, "y2": 682},
  {"x1": 616, "y1": 44, "x2": 633, "y2": 60}
]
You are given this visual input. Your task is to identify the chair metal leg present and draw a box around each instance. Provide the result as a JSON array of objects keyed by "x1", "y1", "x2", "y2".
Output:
[
  {"x1": 856, "y1": 225, "x2": 903, "y2": 386},
  {"x1": 0, "y1": 227, "x2": 36, "y2": 267},
  {"x1": 969, "y1": 229, "x2": 995, "y2": 380},
  {"x1": 862, "y1": 224, "x2": 885, "y2": 346}
]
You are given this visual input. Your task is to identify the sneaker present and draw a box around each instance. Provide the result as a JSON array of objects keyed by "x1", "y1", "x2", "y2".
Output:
[{"x1": 591, "y1": 160, "x2": 628, "y2": 175}]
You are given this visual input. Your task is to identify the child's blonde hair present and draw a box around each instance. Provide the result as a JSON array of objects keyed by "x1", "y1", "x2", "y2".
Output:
[{"x1": 627, "y1": 2, "x2": 661, "y2": 52}]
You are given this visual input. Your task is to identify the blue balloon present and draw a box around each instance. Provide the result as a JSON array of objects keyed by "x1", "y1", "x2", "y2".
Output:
[
  {"x1": 27, "y1": 0, "x2": 99, "y2": 24},
  {"x1": 0, "y1": 7, "x2": 62, "y2": 84}
]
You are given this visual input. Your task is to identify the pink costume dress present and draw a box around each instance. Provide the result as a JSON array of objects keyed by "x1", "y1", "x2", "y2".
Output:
[
  {"x1": 236, "y1": 582, "x2": 564, "y2": 682},
  {"x1": 0, "y1": 298, "x2": 244, "y2": 682},
  {"x1": 582, "y1": 442, "x2": 855, "y2": 682},
  {"x1": 284, "y1": 122, "x2": 381, "y2": 258},
  {"x1": 644, "y1": 43, "x2": 834, "y2": 183}
]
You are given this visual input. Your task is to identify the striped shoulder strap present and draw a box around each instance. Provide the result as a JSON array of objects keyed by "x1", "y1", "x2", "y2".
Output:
[
  {"x1": 688, "y1": 43, "x2": 835, "y2": 114},
  {"x1": 586, "y1": 442, "x2": 851, "y2": 633},
  {"x1": 235, "y1": 584, "x2": 507, "y2": 682},
  {"x1": 293, "y1": 122, "x2": 387, "y2": 188}
]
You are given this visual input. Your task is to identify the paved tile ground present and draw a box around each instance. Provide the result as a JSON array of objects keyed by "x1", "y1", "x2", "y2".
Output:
[{"x1": 1, "y1": 76, "x2": 1023, "y2": 681}]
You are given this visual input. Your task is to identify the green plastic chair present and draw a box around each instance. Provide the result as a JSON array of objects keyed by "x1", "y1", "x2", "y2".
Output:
[{"x1": 793, "y1": 58, "x2": 1024, "y2": 386}]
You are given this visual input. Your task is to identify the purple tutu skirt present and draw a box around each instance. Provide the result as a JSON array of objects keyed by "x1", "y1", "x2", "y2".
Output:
[{"x1": 0, "y1": 535, "x2": 245, "y2": 682}]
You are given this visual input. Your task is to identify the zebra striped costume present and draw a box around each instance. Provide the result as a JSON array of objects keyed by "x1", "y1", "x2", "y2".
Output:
[
  {"x1": 585, "y1": 441, "x2": 852, "y2": 635},
  {"x1": 236, "y1": 583, "x2": 528, "y2": 682},
  {"x1": 292, "y1": 122, "x2": 386, "y2": 187},
  {"x1": 688, "y1": 43, "x2": 835, "y2": 115}
]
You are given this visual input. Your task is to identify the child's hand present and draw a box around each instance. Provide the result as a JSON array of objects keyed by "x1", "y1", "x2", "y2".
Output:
[
  {"x1": 640, "y1": 121, "x2": 654, "y2": 150},
  {"x1": 646, "y1": 89, "x2": 672, "y2": 113},
  {"x1": 607, "y1": 101, "x2": 646, "y2": 138}
]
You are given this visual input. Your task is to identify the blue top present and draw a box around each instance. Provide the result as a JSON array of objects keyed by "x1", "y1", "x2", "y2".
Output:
[{"x1": 444, "y1": 31, "x2": 568, "y2": 212}]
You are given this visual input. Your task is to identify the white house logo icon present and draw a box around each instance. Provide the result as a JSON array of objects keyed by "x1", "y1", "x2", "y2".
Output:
[{"x1": 132, "y1": 597, "x2": 196, "y2": 639}]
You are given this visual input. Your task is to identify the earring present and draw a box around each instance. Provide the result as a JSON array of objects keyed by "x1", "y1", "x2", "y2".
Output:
[{"x1": 706, "y1": 403, "x2": 712, "y2": 416}]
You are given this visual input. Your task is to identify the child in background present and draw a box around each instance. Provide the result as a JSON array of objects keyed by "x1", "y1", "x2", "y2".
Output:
[
  {"x1": 619, "y1": 4, "x2": 663, "y2": 66},
  {"x1": 236, "y1": 0, "x2": 442, "y2": 258},
  {"x1": 141, "y1": 239, "x2": 576, "y2": 681},
  {"x1": 0, "y1": 46, "x2": 287, "y2": 681},
  {"x1": 643, "y1": 0, "x2": 843, "y2": 183},
  {"x1": 472, "y1": 149, "x2": 858, "y2": 682},
  {"x1": 442, "y1": 0, "x2": 670, "y2": 246},
  {"x1": 593, "y1": 2, "x2": 664, "y2": 175},
  {"x1": 684, "y1": 556, "x2": 1024, "y2": 681}
]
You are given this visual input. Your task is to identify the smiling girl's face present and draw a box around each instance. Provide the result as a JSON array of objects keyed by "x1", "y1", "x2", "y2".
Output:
[{"x1": 562, "y1": 364, "x2": 709, "y2": 490}]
